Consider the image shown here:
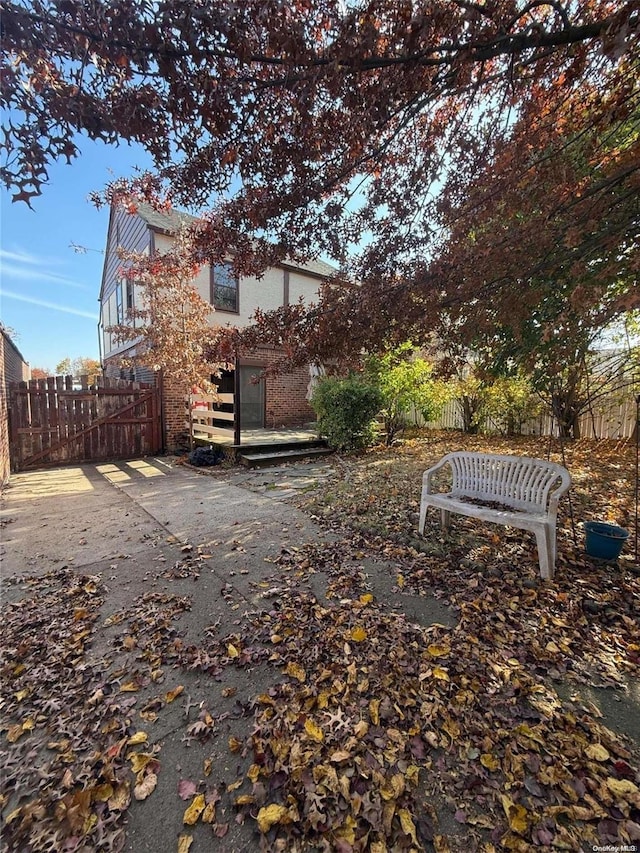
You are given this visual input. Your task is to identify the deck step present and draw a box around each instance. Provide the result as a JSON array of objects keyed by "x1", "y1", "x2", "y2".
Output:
[
  {"x1": 239, "y1": 446, "x2": 334, "y2": 468},
  {"x1": 231, "y1": 438, "x2": 327, "y2": 455}
]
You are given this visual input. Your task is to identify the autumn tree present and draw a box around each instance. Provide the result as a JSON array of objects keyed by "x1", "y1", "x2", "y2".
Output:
[
  {"x1": 455, "y1": 303, "x2": 640, "y2": 438},
  {"x1": 2, "y1": 0, "x2": 638, "y2": 364},
  {"x1": 430, "y1": 84, "x2": 640, "y2": 353},
  {"x1": 55, "y1": 356, "x2": 101, "y2": 383},
  {"x1": 533, "y1": 342, "x2": 638, "y2": 439},
  {"x1": 420, "y1": 83, "x2": 639, "y2": 435},
  {"x1": 30, "y1": 366, "x2": 51, "y2": 380},
  {"x1": 54, "y1": 358, "x2": 72, "y2": 376}
]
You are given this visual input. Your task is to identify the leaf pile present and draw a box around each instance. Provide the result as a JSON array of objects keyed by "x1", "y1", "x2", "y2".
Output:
[
  {"x1": 0, "y1": 569, "x2": 133, "y2": 852},
  {"x1": 216, "y1": 583, "x2": 640, "y2": 851},
  {"x1": 105, "y1": 590, "x2": 193, "y2": 676},
  {"x1": 270, "y1": 525, "x2": 640, "y2": 692},
  {"x1": 0, "y1": 568, "x2": 201, "y2": 853}
]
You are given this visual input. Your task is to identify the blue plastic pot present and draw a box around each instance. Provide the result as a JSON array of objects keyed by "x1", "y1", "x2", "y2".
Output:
[{"x1": 584, "y1": 521, "x2": 629, "y2": 560}]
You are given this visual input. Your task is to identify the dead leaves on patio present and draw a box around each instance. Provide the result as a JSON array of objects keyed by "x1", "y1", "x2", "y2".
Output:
[
  {"x1": 169, "y1": 520, "x2": 639, "y2": 850},
  {"x1": 1, "y1": 568, "x2": 131, "y2": 852},
  {"x1": 2, "y1": 433, "x2": 639, "y2": 852},
  {"x1": 214, "y1": 580, "x2": 639, "y2": 852},
  {"x1": 2, "y1": 553, "x2": 639, "y2": 851},
  {"x1": 0, "y1": 570, "x2": 196, "y2": 852}
]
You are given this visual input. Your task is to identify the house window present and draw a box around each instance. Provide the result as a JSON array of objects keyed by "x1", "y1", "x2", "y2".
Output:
[
  {"x1": 211, "y1": 263, "x2": 239, "y2": 313},
  {"x1": 115, "y1": 281, "x2": 124, "y2": 323},
  {"x1": 126, "y1": 279, "x2": 135, "y2": 312}
]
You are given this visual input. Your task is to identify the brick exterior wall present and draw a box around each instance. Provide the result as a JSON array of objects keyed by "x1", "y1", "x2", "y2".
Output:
[
  {"x1": 161, "y1": 372, "x2": 190, "y2": 452},
  {"x1": 160, "y1": 349, "x2": 315, "y2": 451},
  {"x1": 1, "y1": 331, "x2": 30, "y2": 485},
  {"x1": 252, "y1": 347, "x2": 315, "y2": 429}
]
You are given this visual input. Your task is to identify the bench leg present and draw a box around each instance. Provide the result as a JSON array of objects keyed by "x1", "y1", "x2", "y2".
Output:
[
  {"x1": 550, "y1": 527, "x2": 558, "y2": 568},
  {"x1": 418, "y1": 499, "x2": 427, "y2": 535},
  {"x1": 534, "y1": 526, "x2": 555, "y2": 580},
  {"x1": 418, "y1": 500, "x2": 451, "y2": 535}
]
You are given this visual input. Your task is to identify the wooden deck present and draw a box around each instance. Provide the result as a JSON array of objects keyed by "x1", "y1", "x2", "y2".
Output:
[
  {"x1": 188, "y1": 394, "x2": 326, "y2": 463},
  {"x1": 188, "y1": 393, "x2": 321, "y2": 449},
  {"x1": 191, "y1": 425, "x2": 321, "y2": 448}
]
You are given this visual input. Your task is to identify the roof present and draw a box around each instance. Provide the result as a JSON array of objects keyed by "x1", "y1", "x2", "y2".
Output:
[
  {"x1": 135, "y1": 203, "x2": 338, "y2": 279},
  {"x1": 136, "y1": 202, "x2": 195, "y2": 235},
  {"x1": 1, "y1": 327, "x2": 28, "y2": 366}
]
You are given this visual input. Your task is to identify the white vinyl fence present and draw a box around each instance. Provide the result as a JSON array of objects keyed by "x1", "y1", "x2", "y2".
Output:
[{"x1": 416, "y1": 395, "x2": 638, "y2": 439}]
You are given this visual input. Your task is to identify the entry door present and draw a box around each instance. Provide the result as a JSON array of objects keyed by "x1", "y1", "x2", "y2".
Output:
[{"x1": 239, "y1": 365, "x2": 265, "y2": 428}]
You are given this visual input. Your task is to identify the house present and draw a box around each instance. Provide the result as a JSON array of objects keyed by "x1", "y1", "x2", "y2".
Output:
[
  {"x1": 1, "y1": 327, "x2": 30, "y2": 484},
  {"x1": 98, "y1": 203, "x2": 336, "y2": 450}
]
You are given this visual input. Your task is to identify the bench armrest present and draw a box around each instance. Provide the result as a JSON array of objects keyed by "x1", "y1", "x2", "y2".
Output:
[
  {"x1": 422, "y1": 457, "x2": 451, "y2": 495},
  {"x1": 547, "y1": 468, "x2": 572, "y2": 515}
]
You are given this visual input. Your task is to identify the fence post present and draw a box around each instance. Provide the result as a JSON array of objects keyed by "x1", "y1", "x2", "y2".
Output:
[
  {"x1": 234, "y1": 353, "x2": 241, "y2": 446},
  {"x1": 188, "y1": 395, "x2": 194, "y2": 451}
]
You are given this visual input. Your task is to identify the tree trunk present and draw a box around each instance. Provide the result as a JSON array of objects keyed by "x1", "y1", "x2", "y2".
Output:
[
  {"x1": 460, "y1": 396, "x2": 480, "y2": 433},
  {"x1": 571, "y1": 412, "x2": 581, "y2": 439},
  {"x1": 552, "y1": 389, "x2": 582, "y2": 440}
]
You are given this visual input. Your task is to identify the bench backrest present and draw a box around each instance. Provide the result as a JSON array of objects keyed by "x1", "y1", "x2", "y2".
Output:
[{"x1": 445, "y1": 452, "x2": 571, "y2": 513}]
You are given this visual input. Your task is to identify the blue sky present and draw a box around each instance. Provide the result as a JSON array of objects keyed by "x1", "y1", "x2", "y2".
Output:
[{"x1": 0, "y1": 138, "x2": 153, "y2": 372}]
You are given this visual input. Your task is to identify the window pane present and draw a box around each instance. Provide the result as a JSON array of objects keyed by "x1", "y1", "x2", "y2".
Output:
[
  {"x1": 213, "y1": 263, "x2": 238, "y2": 312},
  {"x1": 215, "y1": 285, "x2": 238, "y2": 311},
  {"x1": 126, "y1": 279, "x2": 135, "y2": 311},
  {"x1": 116, "y1": 282, "x2": 124, "y2": 323}
]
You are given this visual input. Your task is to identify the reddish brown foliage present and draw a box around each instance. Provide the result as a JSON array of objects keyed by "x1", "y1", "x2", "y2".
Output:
[{"x1": 2, "y1": 1, "x2": 638, "y2": 362}]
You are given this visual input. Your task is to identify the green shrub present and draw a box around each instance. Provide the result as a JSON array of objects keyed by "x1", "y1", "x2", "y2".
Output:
[
  {"x1": 450, "y1": 373, "x2": 490, "y2": 434},
  {"x1": 364, "y1": 344, "x2": 449, "y2": 444},
  {"x1": 484, "y1": 375, "x2": 542, "y2": 436},
  {"x1": 311, "y1": 375, "x2": 383, "y2": 452}
]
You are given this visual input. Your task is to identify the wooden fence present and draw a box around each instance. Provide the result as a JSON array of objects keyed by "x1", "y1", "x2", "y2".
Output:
[{"x1": 8, "y1": 375, "x2": 162, "y2": 471}]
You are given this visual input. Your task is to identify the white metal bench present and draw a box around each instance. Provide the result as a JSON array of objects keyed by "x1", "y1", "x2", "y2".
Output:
[{"x1": 418, "y1": 452, "x2": 571, "y2": 579}]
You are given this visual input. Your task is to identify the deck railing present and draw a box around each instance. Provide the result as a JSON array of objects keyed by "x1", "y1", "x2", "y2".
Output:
[{"x1": 186, "y1": 393, "x2": 235, "y2": 443}]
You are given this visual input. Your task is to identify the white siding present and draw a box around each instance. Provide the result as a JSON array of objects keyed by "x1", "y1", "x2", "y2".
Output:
[
  {"x1": 288, "y1": 271, "x2": 321, "y2": 305},
  {"x1": 234, "y1": 268, "x2": 285, "y2": 325},
  {"x1": 104, "y1": 289, "x2": 140, "y2": 358},
  {"x1": 105, "y1": 293, "x2": 116, "y2": 354},
  {"x1": 148, "y1": 233, "x2": 327, "y2": 328},
  {"x1": 101, "y1": 223, "x2": 150, "y2": 358}
]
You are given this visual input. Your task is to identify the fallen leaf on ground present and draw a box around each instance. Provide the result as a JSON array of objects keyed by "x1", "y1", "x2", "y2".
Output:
[
  {"x1": 134, "y1": 772, "x2": 157, "y2": 801},
  {"x1": 165, "y1": 685, "x2": 184, "y2": 703},
  {"x1": 183, "y1": 793, "x2": 206, "y2": 825},
  {"x1": 257, "y1": 803, "x2": 290, "y2": 833}
]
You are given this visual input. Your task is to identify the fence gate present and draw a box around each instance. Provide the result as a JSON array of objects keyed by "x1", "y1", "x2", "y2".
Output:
[{"x1": 8, "y1": 376, "x2": 162, "y2": 472}]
